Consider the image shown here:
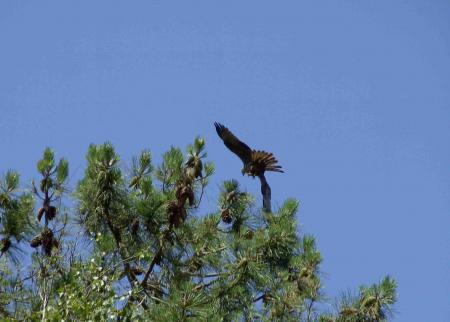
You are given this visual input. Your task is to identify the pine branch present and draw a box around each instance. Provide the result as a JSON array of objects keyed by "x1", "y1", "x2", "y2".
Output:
[{"x1": 141, "y1": 247, "x2": 163, "y2": 287}]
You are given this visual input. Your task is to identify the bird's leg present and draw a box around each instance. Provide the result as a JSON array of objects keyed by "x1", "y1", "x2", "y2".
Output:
[{"x1": 258, "y1": 173, "x2": 271, "y2": 213}]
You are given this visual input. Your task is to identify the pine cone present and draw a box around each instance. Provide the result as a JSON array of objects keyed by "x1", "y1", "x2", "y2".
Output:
[
  {"x1": 30, "y1": 235, "x2": 43, "y2": 248},
  {"x1": 221, "y1": 208, "x2": 232, "y2": 224},
  {"x1": 37, "y1": 207, "x2": 45, "y2": 222},
  {"x1": 131, "y1": 218, "x2": 140, "y2": 235},
  {"x1": 47, "y1": 206, "x2": 57, "y2": 221},
  {"x1": 244, "y1": 230, "x2": 254, "y2": 240},
  {"x1": 41, "y1": 229, "x2": 55, "y2": 255},
  {"x1": 0, "y1": 238, "x2": 11, "y2": 253},
  {"x1": 175, "y1": 184, "x2": 194, "y2": 207},
  {"x1": 130, "y1": 267, "x2": 143, "y2": 276},
  {"x1": 167, "y1": 201, "x2": 186, "y2": 228}
]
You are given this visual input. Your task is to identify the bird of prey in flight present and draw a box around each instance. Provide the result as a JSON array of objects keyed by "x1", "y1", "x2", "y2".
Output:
[
  {"x1": 214, "y1": 122, "x2": 283, "y2": 212},
  {"x1": 214, "y1": 122, "x2": 284, "y2": 177}
]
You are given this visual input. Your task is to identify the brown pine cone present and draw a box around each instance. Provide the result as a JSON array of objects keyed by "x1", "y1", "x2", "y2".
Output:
[
  {"x1": 131, "y1": 218, "x2": 140, "y2": 235},
  {"x1": 30, "y1": 235, "x2": 43, "y2": 248},
  {"x1": 0, "y1": 238, "x2": 11, "y2": 253},
  {"x1": 221, "y1": 208, "x2": 233, "y2": 224},
  {"x1": 37, "y1": 207, "x2": 45, "y2": 222},
  {"x1": 47, "y1": 206, "x2": 57, "y2": 221}
]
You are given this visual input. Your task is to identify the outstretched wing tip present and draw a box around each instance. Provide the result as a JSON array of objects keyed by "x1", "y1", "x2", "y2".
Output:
[
  {"x1": 214, "y1": 122, "x2": 225, "y2": 136},
  {"x1": 214, "y1": 122, "x2": 252, "y2": 163}
]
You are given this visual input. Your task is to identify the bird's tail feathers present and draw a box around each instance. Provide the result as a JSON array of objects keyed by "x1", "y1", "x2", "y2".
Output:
[{"x1": 252, "y1": 150, "x2": 284, "y2": 173}]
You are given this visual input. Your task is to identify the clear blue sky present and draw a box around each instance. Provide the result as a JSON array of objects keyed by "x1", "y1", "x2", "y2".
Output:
[{"x1": 1, "y1": 1, "x2": 449, "y2": 320}]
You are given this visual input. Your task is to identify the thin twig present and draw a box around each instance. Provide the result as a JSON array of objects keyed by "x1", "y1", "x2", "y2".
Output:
[
  {"x1": 141, "y1": 248, "x2": 162, "y2": 287},
  {"x1": 252, "y1": 294, "x2": 265, "y2": 303},
  {"x1": 306, "y1": 299, "x2": 315, "y2": 322},
  {"x1": 189, "y1": 183, "x2": 205, "y2": 209}
]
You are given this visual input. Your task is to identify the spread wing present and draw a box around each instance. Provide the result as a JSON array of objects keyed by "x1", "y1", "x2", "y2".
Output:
[{"x1": 214, "y1": 122, "x2": 252, "y2": 165}]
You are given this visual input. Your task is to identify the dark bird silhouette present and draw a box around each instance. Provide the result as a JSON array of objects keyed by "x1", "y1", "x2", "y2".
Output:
[
  {"x1": 214, "y1": 122, "x2": 283, "y2": 177},
  {"x1": 214, "y1": 122, "x2": 283, "y2": 212}
]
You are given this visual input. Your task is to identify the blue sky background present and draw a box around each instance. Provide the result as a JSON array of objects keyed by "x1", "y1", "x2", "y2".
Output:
[{"x1": 1, "y1": 1, "x2": 449, "y2": 320}]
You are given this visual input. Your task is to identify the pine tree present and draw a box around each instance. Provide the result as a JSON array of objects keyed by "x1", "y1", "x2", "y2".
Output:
[{"x1": 0, "y1": 138, "x2": 397, "y2": 321}]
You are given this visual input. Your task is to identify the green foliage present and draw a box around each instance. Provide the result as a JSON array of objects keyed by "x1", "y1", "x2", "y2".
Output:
[
  {"x1": 37, "y1": 147, "x2": 55, "y2": 175},
  {"x1": 130, "y1": 150, "x2": 152, "y2": 191},
  {"x1": 76, "y1": 143, "x2": 128, "y2": 235},
  {"x1": 1, "y1": 194, "x2": 34, "y2": 241},
  {"x1": 0, "y1": 170, "x2": 34, "y2": 263},
  {"x1": 156, "y1": 146, "x2": 185, "y2": 187},
  {"x1": 0, "y1": 139, "x2": 397, "y2": 321},
  {"x1": 333, "y1": 276, "x2": 397, "y2": 322},
  {"x1": 4, "y1": 170, "x2": 19, "y2": 192},
  {"x1": 56, "y1": 158, "x2": 69, "y2": 185},
  {"x1": 43, "y1": 257, "x2": 121, "y2": 321}
]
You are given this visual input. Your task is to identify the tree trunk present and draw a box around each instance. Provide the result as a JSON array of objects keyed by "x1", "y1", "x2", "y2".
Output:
[{"x1": 258, "y1": 173, "x2": 271, "y2": 212}]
